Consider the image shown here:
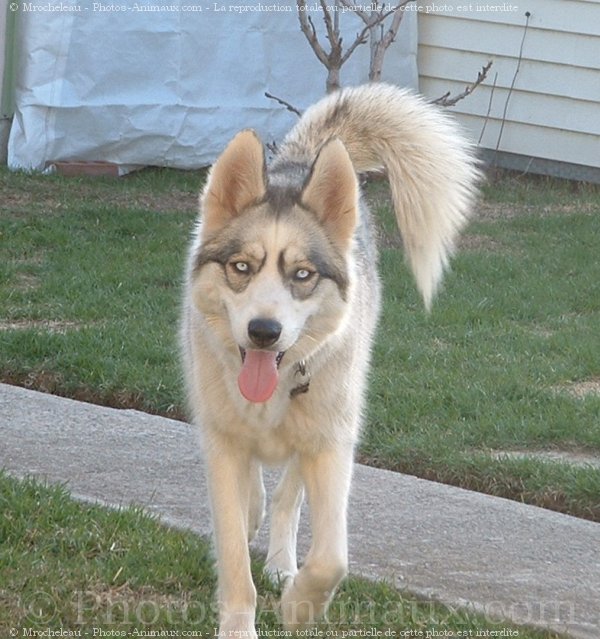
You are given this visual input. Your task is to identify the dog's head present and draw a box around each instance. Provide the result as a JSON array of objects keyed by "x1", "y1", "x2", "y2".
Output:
[{"x1": 190, "y1": 130, "x2": 359, "y2": 403}]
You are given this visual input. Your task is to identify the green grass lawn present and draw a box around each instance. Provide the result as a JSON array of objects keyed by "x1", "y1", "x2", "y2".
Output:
[
  {"x1": 365, "y1": 179, "x2": 600, "y2": 520},
  {"x1": 0, "y1": 472, "x2": 562, "y2": 638},
  {"x1": 1, "y1": 166, "x2": 599, "y2": 523}
]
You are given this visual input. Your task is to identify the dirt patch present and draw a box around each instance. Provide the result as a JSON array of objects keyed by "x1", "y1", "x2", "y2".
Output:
[
  {"x1": 430, "y1": 337, "x2": 450, "y2": 352},
  {"x1": 527, "y1": 325, "x2": 554, "y2": 339},
  {"x1": 566, "y1": 378, "x2": 600, "y2": 399},
  {"x1": 103, "y1": 190, "x2": 199, "y2": 215},
  {"x1": 1, "y1": 185, "x2": 199, "y2": 218},
  {"x1": 475, "y1": 202, "x2": 534, "y2": 221},
  {"x1": 458, "y1": 234, "x2": 503, "y2": 251},
  {"x1": 476, "y1": 201, "x2": 598, "y2": 222},
  {"x1": 78, "y1": 583, "x2": 193, "y2": 612},
  {"x1": 13, "y1": 272, "x2": 41, "y2": 291},
  {"x1": 552, "y1": 378, "x2": 600, "y2": 400},
  {"x1": 0, "y1": 319, "x2": 91, "y2": 334},
  {"x1": 377, "y1": 227, "x2": 503, "y2": 252},
  {"x1": 491, "y1": 450, "x2": 600, "y2": 470}
]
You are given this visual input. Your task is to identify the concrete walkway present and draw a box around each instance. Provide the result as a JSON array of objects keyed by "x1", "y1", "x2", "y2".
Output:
[{"x1": 1, "y1": 382, "x2": 599, "y2": 638}]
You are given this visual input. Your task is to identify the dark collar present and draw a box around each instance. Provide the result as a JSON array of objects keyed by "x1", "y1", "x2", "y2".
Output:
[{"x1": 290, "y1": 361, "x2": 310, "y2": 398}]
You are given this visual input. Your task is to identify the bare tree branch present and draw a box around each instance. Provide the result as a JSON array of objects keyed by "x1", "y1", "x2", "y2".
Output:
[
  {"x1": 340, "y1": 23, "x2": 370, "y2": 66},
  {"x1": 430, "y1": 61, "x2": 493, "y2": 107},
  {"x1": 320, "y1": 0, "x2": 343, "y2": 92},
  {"x1": 295, "y1": 0, "x2": 489, "y2": 106},
  {"x1": 339, "y1": 0, "x2": 367, "y2": 20},
  {"x1": 321, "y1": 0, "x2": 337, "y2": 46},
  {"x1": 338, "y1": 0, "x2": 412, "y2": 82},
  {"x1": 264, "y1": 92, "x2": 303, "y2": 117},
  {"x1": 370, "y1": 8, "x2": 404, "y2": 81},
  {"x1": 338, "y1": 1, "x2": 397, "y2": 30},
  {"x1": 297, "y1": 0, "x2": 329, "y2": 67},
  {"x1": 296, "y1": 0, "x2": 346, "y2": 92},
  {"x1": 380, "y1": 7, "x2": 405, "y2": 50},
  {"x1": 340, "y1": 6, "x2": 397, "y2": 66}
]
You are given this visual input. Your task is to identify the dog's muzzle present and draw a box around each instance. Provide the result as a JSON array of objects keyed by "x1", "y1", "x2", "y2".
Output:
[
  {"x1": 238, "y1": 318, "x2": 286, "y2": 403},
  {"x1": 247, "y1": 318, "x2": 282, "y2": 348}
]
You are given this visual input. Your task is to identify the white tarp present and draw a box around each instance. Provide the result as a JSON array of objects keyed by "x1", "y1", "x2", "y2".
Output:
[{"x1": 8, "y1": 1, "x2": 417, "y2": 171}]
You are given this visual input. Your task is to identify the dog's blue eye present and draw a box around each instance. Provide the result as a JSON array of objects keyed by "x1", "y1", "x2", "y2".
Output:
[
  {"x1": 234, "y1": 262, "x2": 250, "y2": 274},
  {"x1": 295, "y1": 268, "x2": 312, "y2": 281}
]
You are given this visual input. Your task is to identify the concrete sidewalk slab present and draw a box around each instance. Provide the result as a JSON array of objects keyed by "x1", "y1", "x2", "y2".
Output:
[{"x1": 1, "y1": 382, "x2": 599, "y2": 638}]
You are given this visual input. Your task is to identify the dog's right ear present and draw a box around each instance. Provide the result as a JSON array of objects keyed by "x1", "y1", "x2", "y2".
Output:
[{"x1": 200, "y1": 130, "x2": 267, "y2": 236}]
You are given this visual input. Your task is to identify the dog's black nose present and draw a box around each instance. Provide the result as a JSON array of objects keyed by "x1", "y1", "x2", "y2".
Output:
[{"x1": 248, "y1": 318, "x2": 282, "y2": 348}]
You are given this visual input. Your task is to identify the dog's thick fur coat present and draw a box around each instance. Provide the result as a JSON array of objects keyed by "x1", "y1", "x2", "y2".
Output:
[{"x1": 181, "y1": 84, "x2": 479, "y2": 637}]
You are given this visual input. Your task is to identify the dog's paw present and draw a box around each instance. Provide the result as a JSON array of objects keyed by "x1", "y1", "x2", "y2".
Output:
[
  {"x1": 281, "y1": 578, "x2": 316, "y2": 633},
  {"x1": 280, "y1": 560, "x2": 346, "y2": 631}
]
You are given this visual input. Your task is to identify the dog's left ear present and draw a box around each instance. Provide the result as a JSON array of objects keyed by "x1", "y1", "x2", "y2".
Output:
[
  {"x1": 201, "y1": 129, "x2": 267, "y2": 236},
  {"x1": 301, "y1": 139, "x2": 358, "y2": 247}
]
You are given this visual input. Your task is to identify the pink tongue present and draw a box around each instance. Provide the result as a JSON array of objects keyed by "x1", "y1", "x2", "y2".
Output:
[{"x1": 238, "y1": 350, "x2": 279, "y2": 403}]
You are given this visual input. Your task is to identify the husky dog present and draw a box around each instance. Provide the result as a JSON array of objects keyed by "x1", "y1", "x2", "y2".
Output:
[{"x1": 181, "y1": 83, "x2": 479, "y2": 637}]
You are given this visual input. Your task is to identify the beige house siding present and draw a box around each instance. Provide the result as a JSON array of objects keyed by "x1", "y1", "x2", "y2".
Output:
[{"x1": 418, "y1": 0, "x2": 600, "y2": 181}]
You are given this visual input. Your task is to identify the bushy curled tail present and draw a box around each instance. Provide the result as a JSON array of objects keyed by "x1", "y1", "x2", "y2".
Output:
[{"x1": 277, "y1": 83, "x2": 480, "y2": 310}]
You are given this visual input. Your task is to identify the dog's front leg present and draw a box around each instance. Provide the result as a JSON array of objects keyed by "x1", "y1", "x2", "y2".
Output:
[
  {"x1": 205, "y1": 435, "x2": 257, "y2": 638},
  {"x1": 265, "y1": 457, "x2": 304, "y2": 584},
  {"x1": 281, "y1": 444, "x2": 353, "y2": 630}
]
